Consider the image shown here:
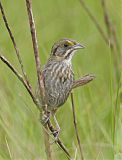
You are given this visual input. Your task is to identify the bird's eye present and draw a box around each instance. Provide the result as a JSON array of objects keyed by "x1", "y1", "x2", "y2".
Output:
[{"x1": 64, "y1": 44, "x2": 68, "y2": 47}]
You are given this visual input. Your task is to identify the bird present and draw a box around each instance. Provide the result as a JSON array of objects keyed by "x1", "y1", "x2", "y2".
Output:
[{"x1": 36, "y1": 38, "x2": 84, "y2": 138}]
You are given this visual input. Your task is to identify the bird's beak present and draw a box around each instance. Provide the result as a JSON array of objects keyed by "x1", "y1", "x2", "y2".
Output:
[{"x1": 73, "y1": 43, "x2": 85, "y2": 50}]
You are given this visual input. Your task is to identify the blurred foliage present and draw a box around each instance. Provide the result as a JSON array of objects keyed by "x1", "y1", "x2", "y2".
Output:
[{"x1": 0, "y1": 0, "x2": 122, "y2": 159}]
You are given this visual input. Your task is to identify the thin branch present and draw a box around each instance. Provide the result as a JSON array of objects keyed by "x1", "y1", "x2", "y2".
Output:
[
  {"x1": 0, "y1": 1, "x2": 31, "y2": 90},
  {"x1": 79, "y1": 0, "x2": 108, "y2": 44},
  {"x1": 71, "y1": 93, "x2": 84, "y2": 160},
  {"x1": 0, "y1": 54, "x2": 37, "y2": 106},
  {"x1": 72, "y1": 74, "x2": 95, "y2": 90}
]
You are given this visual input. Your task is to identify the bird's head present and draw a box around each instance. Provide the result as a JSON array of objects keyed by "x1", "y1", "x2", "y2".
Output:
[{"x1": 50, "y1": 38, "x2": 84, "y2": 61}]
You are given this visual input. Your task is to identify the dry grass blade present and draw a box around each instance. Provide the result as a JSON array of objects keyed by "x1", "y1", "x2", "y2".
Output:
[
  {"x1": 71, "y1": 93, "x2": 84, "y2": 160},
  {"x1": 0, "y1": 1, "x2": 31, "y2": 90}
]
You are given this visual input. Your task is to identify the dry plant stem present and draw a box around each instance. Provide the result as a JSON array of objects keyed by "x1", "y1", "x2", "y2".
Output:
[
  {"x1": 72, "y1": 74, "x2": 95, "y2": 89},
  {"x1": 0, "y1": 1, "x2": 31, "y2": 90},
  {"x1": 25, "y1": 0, "x2": 52, "y2": 159},
  {"x1": 79, "y1": 0, "x2": 108, "y2": 44},
  {"x1": 71, "y1": 93, "x2": 84, "y2": 160}
]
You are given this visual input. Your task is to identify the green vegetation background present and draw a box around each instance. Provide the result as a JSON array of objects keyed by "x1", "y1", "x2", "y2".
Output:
[{"x1": 0, "y1": 0, "x2": 121, "y2": 159}]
